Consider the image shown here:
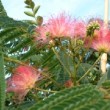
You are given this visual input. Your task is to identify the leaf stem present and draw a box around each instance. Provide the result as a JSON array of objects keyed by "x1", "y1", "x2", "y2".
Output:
[
  {"x1": 52, "y1": 47, "x2": 71, "y2": 77},
  {"x1": 4, "y1": 57, "x2": 26, "y2": 65},
  {"x1": 41, "y1": 71, "x2": 62, "y2": 88},
  {"x1": 77, "y1": 55, "x2": 101, "y2": 83},
  {"x1": 35, "y1": 87, "x2": 57, "y2": 93}
]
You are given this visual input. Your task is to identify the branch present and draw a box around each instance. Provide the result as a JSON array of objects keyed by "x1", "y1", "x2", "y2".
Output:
[
  {"x1": 77, "y1": 55, "x2": 101, "y2": 83},
  {"x1": 35, "y1": 87, "x2": 57, "y2": 93},
  {"x1": 4, "y1": 56, "x2": 26, "y2": 65}
]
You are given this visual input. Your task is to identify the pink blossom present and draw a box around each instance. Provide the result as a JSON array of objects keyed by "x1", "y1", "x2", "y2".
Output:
[
  {"x1": 35, "y1": 13, "x2": 87, "y2": 42},
  {"x1": 73, "y1": 20, "x2": 86, "y2": 38},
  {"x1": 35, "y1": 13, "x2": 75, "y2": 40},
  {"x1": 46, "y1": 13, "x2": 74, "y2": 38},
  {"x1": 6, "y1": 65, "x2": 40, "y2": 101},
  {"x1": 92, "y1": 40, "x2": 110, "y2": 53},
  {"x1": 91, "y1": 27, "x2": 110, "y2": 53},
  {"x1": 36, "y1": 25, "x2": 49, "y2": 43}
]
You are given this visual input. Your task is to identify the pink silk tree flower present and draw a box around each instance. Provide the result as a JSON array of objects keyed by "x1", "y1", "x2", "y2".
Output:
[
  {"x1": 73, "y1": 20, "x2": 86, "y2": 38},
  {"x1": 36, "y1": 25, "x2": 49, "y2": 43},
  {"x1": 35, "y1": 13, "x2": 87, "y2": 42},
  {"x1": 91, "y1": 27, "x2": 110, "y2": 53},
  {"x1": 42, "y1": 13, "x2": 74, "y2": 38},
  {"x1": 92, "y1": 40, "x2": 110, "y2": 53},
  {"x1": 6, "y1": 65, "x2": 41, "y2": 101}
]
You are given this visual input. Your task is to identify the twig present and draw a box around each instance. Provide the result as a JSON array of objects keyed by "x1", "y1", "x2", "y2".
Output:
[
  {"x1": 52, "y1": 47, "x2": 71, "y2": 77},
  {"x1": 77, "y1": 55, "x2": 101, "y2": 83},
  {"x1": 4, "y1": 56, "x2": 26, "y2": 65},
  {"x1": 41, "y1": 71, "x2": 62, "y2": 88},
  {"x1": 35, "y1": 87, "x2": 57, "y2": 93}
]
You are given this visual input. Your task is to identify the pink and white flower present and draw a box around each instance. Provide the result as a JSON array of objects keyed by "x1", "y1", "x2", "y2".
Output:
[
  {"x1": 91, "y1": 27, "x2": 110, "y2": 53},
  {"x1": 35, "y1": 13, "x2": 87, "y2": 43},
  {"x1": 6, "y1": 65, "x2": 41, "y2": 101},
  {"x1": 73, "y1": 20, "x2": 86, "y2": 38},
  {"x1": 35, "y1": 13, "x2": 75, "y2": 40},
  {"x1": 46, "y1": 13, "x2": 74, "y2": 38},
  {"x1": 36, "y1": 25, "x2": 49, "y2": 43}
]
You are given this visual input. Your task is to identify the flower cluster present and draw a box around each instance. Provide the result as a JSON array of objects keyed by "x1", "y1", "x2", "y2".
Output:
[
  {"x1": 6, "y1": 65, "x2": 41, "y2": 101},
  {"x1": 35, "y1": 13, "x2": 86, "y2": 42},
  {"x1": 72, "y1": 20, "x2": 86, "y2": 38},
  {"x1": 46, "y1": 14, "x2": 74, "y2": 38},
  {"x1": 35, "y1": 13, "x2": 110, "y2": 53}
]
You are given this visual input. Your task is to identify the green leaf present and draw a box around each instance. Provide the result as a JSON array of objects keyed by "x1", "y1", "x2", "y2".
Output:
[
  {"x1": 7, "y1": 101, "x2": 35, "y2": 110},
  {"x1": 107, "y1": 67, "x2": 110, "y2": 80},
  {"x1": 102, "y1": 80, "x2": 110, "y2": 88},
  {"x1": 33, "y1": 5, "x2": 40, "y2": 15},
  {"x1": 55, "y1": 48, "x2": 74, "y2": 76},
  {"x1": 97, "y1": 73, "x2": 107, "y2": 87},
  {"x1": 77, "y1": 63, "x2": 92, "y2": 83},
  {"x1": 0, "y1": 50, "x2": 6, "y2": 110},
  {"x1": 10, "y1": 37, "x2": 32, "y2": 53},
  {"x1": 24, "y1": 0, "x2": 30, "y2": 5},
  {"x1": 25, "y1": 5, "x2": 31, "y2": 8},
  {"x1": 30, "y1": 1, "x2": 35, "y2": 9},
  {"x1": 21, "y1": 45, "x2": 37, "y2": 60},
  {"x1": 29, "y1": 84, "x2": 110, "y2": 110},
  {"x1": 77, "y1": 63, "x2": 92, "y2": 76},
  {"x1": 24, "y1": 11, "x2": 34, "y2": 17},
  {"x1": 2, "y1": 29, "x2": 26, "y2": 42},
  {"x1": 0, "y1": 27, "x2": 16, "y2": 38}
]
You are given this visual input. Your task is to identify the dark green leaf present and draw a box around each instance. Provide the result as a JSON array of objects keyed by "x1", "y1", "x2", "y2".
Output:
[
  {"x1": 29, "y1": 84, "x2": 110, "y2": 110},
  {"x1": 33, "y1": 5, "x2": 40, "y2": 15},
  {"x1": 10, "y1": 37, "x2": 32, "y2": 53},
  {"x1": 24, "y1": 11, "x2": 34, "y2": 17},
  {"x1": 97, "y1": 73, "x2": 107, "y2": 87},
  {"x1": 0, "y1": 50, "x2": 6, "y2": 110}
]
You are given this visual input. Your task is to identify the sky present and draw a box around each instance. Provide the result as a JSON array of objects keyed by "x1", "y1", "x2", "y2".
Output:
[{"x1": 1, "y1": 0, "x2": 110, "y2": 21}]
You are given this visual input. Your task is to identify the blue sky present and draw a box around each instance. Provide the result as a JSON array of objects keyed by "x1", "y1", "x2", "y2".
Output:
[{"x1": 1, "y1": 0, "x2": 110, "y2": 21}]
